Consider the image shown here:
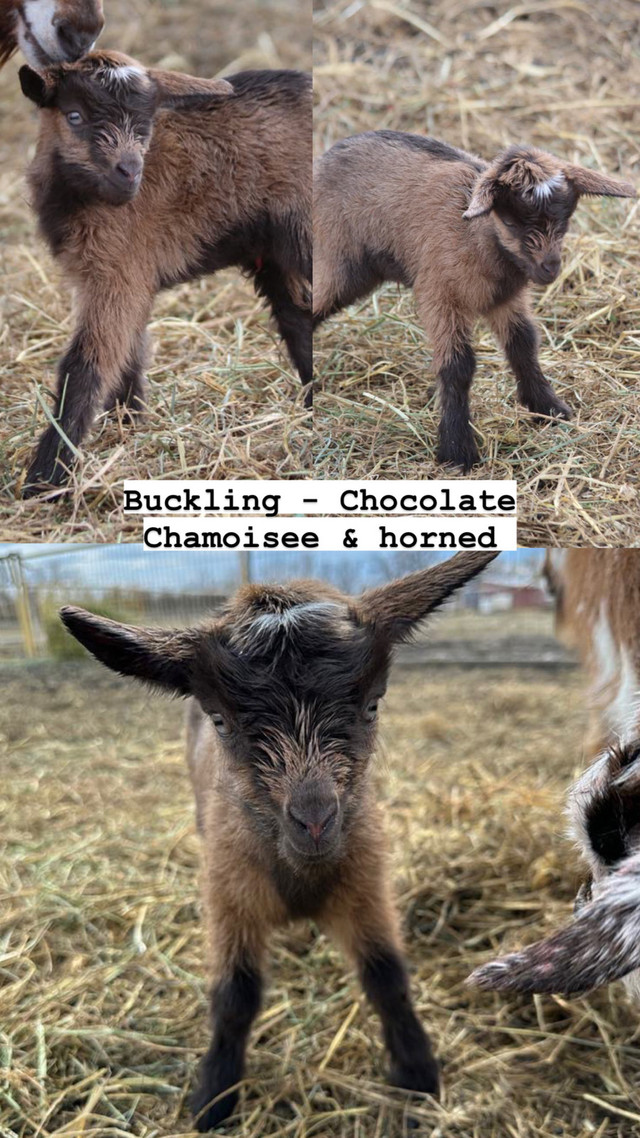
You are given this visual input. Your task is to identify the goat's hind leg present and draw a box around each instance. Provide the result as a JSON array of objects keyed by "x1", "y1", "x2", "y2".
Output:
[
  {"x1": 490, "y1": 300, "x2": 572, "y2": 421},
  {"x1": 255, "y1": 261, "x2": 313, "y2": 409}
]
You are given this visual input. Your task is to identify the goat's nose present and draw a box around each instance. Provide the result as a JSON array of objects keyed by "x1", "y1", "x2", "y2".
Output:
[
  {"x1": 114, "y1": 155, "x2": 143, "y2": 185},
  {"x1": 541, "y1": 255, "x2": 561, "y2": 278},
  {"x1": 55, "y1": 21, "x2": 96, "y2": 61},
  {"x1": 288, "y1": 797, "x2": 338, "y2": 844}
]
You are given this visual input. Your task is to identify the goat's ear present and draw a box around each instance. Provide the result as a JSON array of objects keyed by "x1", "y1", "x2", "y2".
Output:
[
  {"x1": 19, "y1": 65, "x2": 55, "y2": 107},
  {"x1": 562, "y1": 163, "x2": 635, "y2": 199},
  {"x1": 462, "y1": 170, "x2": 498, "y2": 219},
  {"x1": 151, "y1": 70, "x2": 234, "y2": 111},
  {"x1": 59, "y1": 606, "x2": 195, "y2": 695},
  {"x1": 467, "y1": 860, "x2": 640, "y2": 995},
  {"x1": 356, "y1": 551, "x2": 498, "y2": 642}
]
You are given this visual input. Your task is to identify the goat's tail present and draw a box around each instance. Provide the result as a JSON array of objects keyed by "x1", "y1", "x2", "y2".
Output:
[{"x1": 467, "y1": 855, "x2": 640, "y2": 996}]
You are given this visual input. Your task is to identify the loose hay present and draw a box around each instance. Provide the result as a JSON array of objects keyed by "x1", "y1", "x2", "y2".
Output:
[
  {"x1": 313, "y1": 0, "x2": 640, "y2": 547},
  {"x1": 3, "y1": 639, "x2": 640, "y2": 1137},
  {"x1": 0, "y1": 0, "x2": 312, "y2": 543}
]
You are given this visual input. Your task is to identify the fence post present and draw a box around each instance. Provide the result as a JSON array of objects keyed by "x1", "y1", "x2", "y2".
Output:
[{"x1": 9, "y1": 554, "x2": 38, "y2": 658}]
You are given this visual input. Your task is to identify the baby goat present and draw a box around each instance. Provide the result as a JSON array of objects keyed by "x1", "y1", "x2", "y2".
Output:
[
  {"x1": 60, "y1": 551, "x2": 497, "y2": 1130},
  {"x1": 0, "y1": 0, "x2": 103, "y2": 69},
  {"x1": 19, "y1": 51, "x2": 312, "y2": 494},
  {"x1": 469, "y1": 551, "x2": 640, "y2": 998},
  {"x1": 314, "y1": 134, "x2": 635, "y2": 471}
]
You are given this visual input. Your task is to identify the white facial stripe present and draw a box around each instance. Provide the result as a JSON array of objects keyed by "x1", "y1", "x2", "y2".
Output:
[
  {"x1": 531, "y1": 173, "x2": 566, "y2": 201},
  {"x1": 608, "y1": 647, "x2": 640, "y2": 745},
  {"x1": 17, "y1": 0, "x2": 60, "y2": 66}
]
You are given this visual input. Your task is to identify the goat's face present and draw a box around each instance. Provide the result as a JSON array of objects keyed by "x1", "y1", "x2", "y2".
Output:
[
  {"x1": 57, "y1": 553, "x2": 499, "y2": 870},
  {"x1": 188, "y1": 595, "x2": 389, "y2": 868},
  {"x1": 463, "y1": 145, "x2": 635, "y2": 286},
  {"x1": 14, "y1": 0, "x2": 104, "y2": 68},
  {"x1": 20, "y1": 53, "x2": 159, "y2": 205}
]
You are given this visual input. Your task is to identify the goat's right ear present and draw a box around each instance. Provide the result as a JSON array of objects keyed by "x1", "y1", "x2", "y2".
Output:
[
  {"x1": 59, "y1": 607, "x2": 195, "y2": 695},
  {"x1": 462, "y1": 170, "x2": 498, "y2": 219},
  {"x1": 356, "y1": 551, "x2": 499, "y2": 642},
  {"x1": 19, "y1": 66, "x2": 55, "y2": 107}
]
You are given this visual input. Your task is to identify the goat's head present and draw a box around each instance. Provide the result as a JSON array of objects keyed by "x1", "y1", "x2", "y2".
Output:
[
  {"x1": 12, "y1": 0, "x2": 104, "y2": 69},
  {"x1": 59, "y1": 551, "x2": 497, "y2": 871},
  {"x1": 463, "y1": 145, "x2": 635, "y2": 285},
  {"x1": 468, "y1": 742, "x2": 640, "y2": 999},
  {"x1": 19, "y1": 50, "x2": 233, "y2": 206}
]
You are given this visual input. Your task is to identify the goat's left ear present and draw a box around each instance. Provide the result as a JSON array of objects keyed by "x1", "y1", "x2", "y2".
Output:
[
  {"x1": 356, "y1": 551, "x2": 499, "y2": 642},
  {"x1": 19, "y1": 65, "x2": 56, "y2": 107},
  {"x1": 150, "y1": 70, "x2": 234, "y2": 111},
  {"x1": 462, "y1": 169, "x2": 498, "y2": 219},
  {"x1": 59, "y1": 607, "x2": 196, "y2": 695},
  {"x1": 562, "y1": 163, "x2": 636, "y2": 199}
]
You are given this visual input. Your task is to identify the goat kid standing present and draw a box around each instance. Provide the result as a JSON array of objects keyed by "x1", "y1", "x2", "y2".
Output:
[
  {"x1": 0, "y1": 0, "x2": 103, "y2": 68},
  {"x1": 60, "y1": 551, "x2": 497, "y2": 1131},
  {"x1": 469, "y1": 551, "x2": 640, "y2": 999},
  {"x1": 314, "y1": 134, "x2": 635, "y2": 471},
  {"x1": 19, "y1": 51, "x2": 312, "y2": 494}
]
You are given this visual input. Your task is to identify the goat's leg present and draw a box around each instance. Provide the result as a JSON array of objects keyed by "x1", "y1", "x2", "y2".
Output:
[
  {"x1": 323, "y1": 818, "x2": 439, "y2": 1099},
  {"x1": 191, "y1": 848, "x2": 282, "y2": 1132},
  {"x1": 23, "y1": 289, "x2": 152, "y2": 496},
  {"x1": 254, "y1": 262, "x2": 313, "y2": 409},
  {"x1": 104, "y1": 330, "x2": 150, "y2": 421},
  {"x1": 415, "y1": 291, "x2": 479, "y2": 471},
  {"x1": 489, "y1": 300, "x2": 572, "y2": 420},
  {"x1": 190, "y1": 949, "x2": 264, "y2": 1131}
]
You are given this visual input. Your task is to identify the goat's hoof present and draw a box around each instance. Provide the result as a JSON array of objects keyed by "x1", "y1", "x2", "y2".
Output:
[
  {"x1": 22, "y1": 478, "x2": 58, "y2": 500},
  {"x1": 524, "y1": 393, "x2": 572, "y2": 422},
  {"x1": 190, "y1": 1081, "x2": 238, "y2": 1132},
  {"x1": 436, "y1": 441, "x2": 480, "y2": 473},
  {"x1": 391, "y1": 1056, "x2": 440, "y2": 1099}
]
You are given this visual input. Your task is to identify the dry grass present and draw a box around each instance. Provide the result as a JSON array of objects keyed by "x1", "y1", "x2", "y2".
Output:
[
  {"x1": 0, "y1": 0, "x2": 312, "y2": 543},
  {"x1": 4, "y1": 648, "x2": 640, "y2": 1137},
  {"x1": 313, "y1": 0, "x2": 640, "y2": 547}
]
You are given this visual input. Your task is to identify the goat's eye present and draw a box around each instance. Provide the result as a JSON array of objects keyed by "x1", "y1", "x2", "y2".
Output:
[
  {"x1": 211, "y1": 712, "x2": 231, "y2": 738},
  {"x1": 66, "y1": 111, "x2": 85, "y2": 127},
  {"x1": 364, "y1": 700, "x2": 379, "y2": 723}
]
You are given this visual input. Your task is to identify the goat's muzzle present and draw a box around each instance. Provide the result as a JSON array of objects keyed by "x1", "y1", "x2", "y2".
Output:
[
  {"x1": 284, "y1": 780, "x2": 340, "y2": 861},
  {"x1": 107, "y1": 153, "x2": 144, "y2": 202},
  {"x1": 531, "y1": 254, "x2": 561, "y2": 285}
]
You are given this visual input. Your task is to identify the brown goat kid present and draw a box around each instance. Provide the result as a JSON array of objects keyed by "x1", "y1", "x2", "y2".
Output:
[
  {"x1": 60, "y1": 551, "x2": 497, "y2": 1131},
  {"x1": 314, "y1": 134, "x2": 635, "y2": 471},
  {"x1": 0, "y1": 0, "x2": 103, "y2": 69},
  {"x1": 19, "y1": 51, "x2": 312, "y2": 494}
]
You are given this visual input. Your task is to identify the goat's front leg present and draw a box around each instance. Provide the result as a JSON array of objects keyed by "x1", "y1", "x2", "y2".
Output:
[
  {"x1": 489, "y1": 299, "x2": 572, "y2": 421},
  {"x1": 416, "y1": 291, "x2": 479, "y2": 471},
  {"x1": 104, "y1": 330, "x2": 150, "y2": 421},
  {"x1": 191, "y1": 843, "x2": 282, "y2": 1132},
  {"x1": 190, "y1": 948, "x2": 264, "y2": 1132},
  {"x1": 323, "y1": 820, "x2": 439, "y2": 1100},
  {"x1": 23, "y1": 290, "x2": 151, "y2": 496}
]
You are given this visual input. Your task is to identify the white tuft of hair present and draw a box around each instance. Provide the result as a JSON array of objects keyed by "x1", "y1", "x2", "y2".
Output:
[
  {"x1": 99, "y1": 64, "x2": 148, "y2": 88},
  {"x1": 530, "y1": 173, "x2": 566, "y2": 202}
]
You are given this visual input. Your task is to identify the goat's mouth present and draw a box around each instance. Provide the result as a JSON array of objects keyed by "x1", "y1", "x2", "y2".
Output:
[
  {"x1": 530, "y1": 262, "x2": 561, "y2": 286},
  {"x1": 101, "y1": 175, "x2": 143, "y2": 206}
]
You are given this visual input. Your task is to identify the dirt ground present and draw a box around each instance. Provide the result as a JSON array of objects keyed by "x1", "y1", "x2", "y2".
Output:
[
  {"x1": 0, "y1": 0, "x2": 312, "y2": 543},
  {"x1": 313, "y1": 0, "x2": 640, "y2": 547},
  {"x1": 3, "y1": 641, "x2": 640, "y2": 1137}
]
